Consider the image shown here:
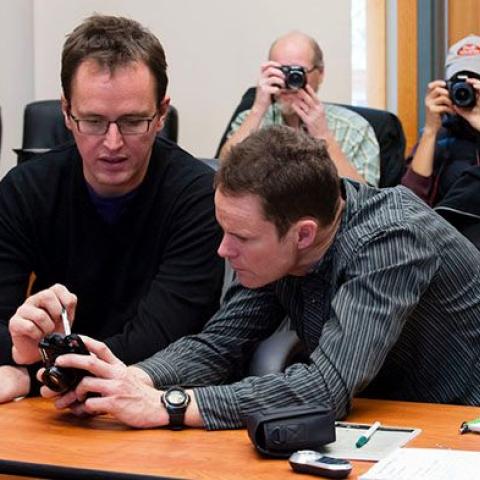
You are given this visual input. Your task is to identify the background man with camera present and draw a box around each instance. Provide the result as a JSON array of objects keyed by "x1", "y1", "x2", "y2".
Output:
[
  {"x1": 0, "y1": 15, "x2": 224, "y2": 402},
  {"x1": 402, "y1": 34, "x2": 480, "y2": 248},
  {"x1": 218, "y1": 31, "x2": 380, "y2": 186}
]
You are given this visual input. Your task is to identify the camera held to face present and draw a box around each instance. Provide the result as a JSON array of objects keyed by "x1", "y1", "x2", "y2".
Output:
[
  {"x1": 279, "y1": 65, "x2": 307, "y2": 90},
  {"x1": 39, "y1": 333, "x2": 89, "y2": 393},
  {"x1": 447, "y1": 73, "x2": 477, "y2": 109}
]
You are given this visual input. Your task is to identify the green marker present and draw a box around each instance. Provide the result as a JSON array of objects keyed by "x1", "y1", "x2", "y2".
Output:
[
  {"x1": 460, "y1": 417, "x2": 480, "y2": 434},
  {"x1": 356, "y1": 421, "x2": 381, "y2": 448}
]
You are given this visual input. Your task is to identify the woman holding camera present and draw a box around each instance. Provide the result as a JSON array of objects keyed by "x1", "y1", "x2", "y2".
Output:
[{"x1": 401, "y1": 35, "x2": 480, "y2": 249}]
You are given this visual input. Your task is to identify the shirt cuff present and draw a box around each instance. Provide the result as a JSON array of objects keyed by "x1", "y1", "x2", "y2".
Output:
[
  {"x1": 194, "y1": 384, "x2": 243, "y2": 430},
  {"x1": 134, "y1": 358, "x2": 181, "y2": 389}
]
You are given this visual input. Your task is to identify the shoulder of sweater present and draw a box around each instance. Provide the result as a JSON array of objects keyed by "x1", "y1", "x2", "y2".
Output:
[
  {"x1": 151, "y1": 137, "x2": 216, "y2": 179},
  {"x1": 3, "y1": 142, "x2": 78, "y2": 188}
]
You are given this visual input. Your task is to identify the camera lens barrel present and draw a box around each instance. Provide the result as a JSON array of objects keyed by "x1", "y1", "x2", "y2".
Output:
[
  {"x1": 448, "y1": 79, "x2": 476, "y2": 108},
  {"x1": 38, "y1": 333, "x2": 89, "y2": 393},
  {"x1": 42, "y1": 366, "x2": 76, "y2": 393},
  {"x1": 280, "y1": 66, "x2": 307, "y2": 90}
]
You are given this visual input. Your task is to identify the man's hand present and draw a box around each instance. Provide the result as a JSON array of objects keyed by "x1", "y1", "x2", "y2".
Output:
[
  {"x1": 288, "y1": 85, "x2": 366, "y2": 183},
  {"x1": 9, "y1": 284, "x2": 77, "y2": 365},
  {"x1": 0, "y1": 365, "x2": 30, "y2": 403},
  {"x1": 40, "y1": 336, "x2": 168, "y2": 428},
  {"x1": 290, "y1": 85, "x2": 330, "y2": 140},
  {"x1": 454, "y1": 78, "x2": 480, "y2": 131},
  {"x1": 219, "y1": 61, "x2": 286, "y2": 161},
  {"x1": 252, "y1": 61, "x2": 285, "y2": 115}
]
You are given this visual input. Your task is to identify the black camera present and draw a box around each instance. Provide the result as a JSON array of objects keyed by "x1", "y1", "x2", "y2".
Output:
[
  {"x1": 39, "y1": 333, "x2": 89, "y2": 393},
  {"x1": 447, "y1": 74, "x2": 476, "y2": 108},
  {"x1": 279, "y1": 65, "x2": 307, "y2": 90}
]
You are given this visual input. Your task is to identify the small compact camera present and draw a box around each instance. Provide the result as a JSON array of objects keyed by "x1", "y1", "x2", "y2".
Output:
[
  {"x1": 39, "y1": 333, "x2": 89, "y2": 393},
  {"x1": 447, "y1": 74, "x2": 476, "y2": 108},
  {"x1": 279, "y1": 65, "x2": 307, "y2": 90}
]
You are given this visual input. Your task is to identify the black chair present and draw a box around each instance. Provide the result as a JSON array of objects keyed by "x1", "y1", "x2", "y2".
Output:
[
  {"x1": 15, "y1": 100, "x2": 179, "y2": 163},
  {"x1": 216, "y1": 87, "x2": 406, "y2": 188}
]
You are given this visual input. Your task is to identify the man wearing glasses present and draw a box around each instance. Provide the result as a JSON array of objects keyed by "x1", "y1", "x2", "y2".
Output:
[
  {"x1": 0, "y1": 15, "x2": 224, "y2": 402},
  {"x1": 218, "y1": 31, "x2": 380, "y2": 186}
]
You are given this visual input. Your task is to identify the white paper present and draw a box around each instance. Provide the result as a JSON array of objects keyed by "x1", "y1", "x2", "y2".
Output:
[
  {"x1": 360, "y1": 448, "x2": 480, "y2": 480},
  {"x1": 318, "y1": 422, "x2": 421, "y2": 461}
]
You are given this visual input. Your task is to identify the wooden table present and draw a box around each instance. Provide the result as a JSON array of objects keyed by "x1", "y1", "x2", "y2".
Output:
[{"x1": 0, "y1": 397, "x2": 478, "y2": 479}]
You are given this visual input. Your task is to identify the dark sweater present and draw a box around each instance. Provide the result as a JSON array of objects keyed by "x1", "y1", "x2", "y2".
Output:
[{"x1": 0, "y1": 138, "x2": 224, "y2": 369}]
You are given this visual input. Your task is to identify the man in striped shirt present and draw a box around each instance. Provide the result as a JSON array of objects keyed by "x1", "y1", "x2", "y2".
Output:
[{"x1": 45, "y1": 125, "x2": 480, "y2": 430}]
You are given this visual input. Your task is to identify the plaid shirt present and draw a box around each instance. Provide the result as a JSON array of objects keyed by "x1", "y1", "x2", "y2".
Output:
[{"x1": 228, "y1": 103, "x2": 380, "y2": 186}]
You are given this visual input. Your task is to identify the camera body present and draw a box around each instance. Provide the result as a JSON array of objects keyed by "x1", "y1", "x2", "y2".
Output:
[
  {"x1": 39, "y1": 333, "x2": 89, "y2": 393},
  {"x1": 279, "y1": 65, "x2": 307, "y2": 90},
  {"x1": 447, "y1": 73, "x2": 476, "y2": 108}
]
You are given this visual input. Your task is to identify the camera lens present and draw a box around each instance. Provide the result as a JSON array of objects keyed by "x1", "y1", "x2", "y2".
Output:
[
  {"x1": 287, "y1": 71, "x2": 306, "y2": 90},
  {"x1": 450, "y1": 82, "x2": 476, "y2": 108},
  {"x1": 42, "y1": 366, "x2": 73, "y2": 393}
]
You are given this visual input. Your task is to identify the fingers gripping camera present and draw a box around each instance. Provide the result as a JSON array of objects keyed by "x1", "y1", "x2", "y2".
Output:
[{"x1": 39, "y1": 333, "x2": 90, "y2": 393}]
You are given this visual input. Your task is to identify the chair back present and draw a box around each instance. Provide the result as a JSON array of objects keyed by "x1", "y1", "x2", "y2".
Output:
[
  {"x1": 22, "y1": 100, "x2": 72, "y2": 151},
  {"x1": 216, "y1": 87, "x2": 406, "y2": 187},
  {"x1": 16, "y1": 100, "x2": 179, "y2": 163}
]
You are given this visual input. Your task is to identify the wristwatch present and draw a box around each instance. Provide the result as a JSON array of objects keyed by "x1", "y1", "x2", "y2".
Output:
[{"x1": 161, "y1": 386, "x2": 191, "y2": 430}]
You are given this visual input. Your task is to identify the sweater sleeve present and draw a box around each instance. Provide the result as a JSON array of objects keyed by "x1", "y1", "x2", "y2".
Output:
[
  {"x1": 401, "y1": 167, "x2": 434, "y2": 205},
  {"x1": 0, "y1": 173, "x2": 36, "y2": 365},
  {"x1": 400, "y1": 144, "x2": 436, "y2": 205},
  {"x1": 103, "y1": 172, "x2": 225, "y2": 365}
]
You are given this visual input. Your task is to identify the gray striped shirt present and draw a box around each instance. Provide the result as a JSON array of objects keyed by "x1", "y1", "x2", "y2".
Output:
[{"x1": 137, "y1": 180, "x2": 480, "y2": 430}]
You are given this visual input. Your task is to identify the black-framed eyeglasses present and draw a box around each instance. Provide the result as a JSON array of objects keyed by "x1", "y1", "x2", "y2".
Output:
[{"x1": 69, "y1": 112, "x2": 158, "y2": 135}]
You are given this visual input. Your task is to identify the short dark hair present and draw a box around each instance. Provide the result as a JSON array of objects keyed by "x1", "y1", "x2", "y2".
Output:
[
  {"x1": 61, "y1": 14, "x2": 168, "y2": 107},
  {"x1": 215, "y1": 126, "x2": 341, "y2": 238}
]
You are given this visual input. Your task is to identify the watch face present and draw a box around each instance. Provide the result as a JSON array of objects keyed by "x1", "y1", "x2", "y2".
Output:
[{"x1": 167, "y1": 389, "x2": 187, "y2": 406}]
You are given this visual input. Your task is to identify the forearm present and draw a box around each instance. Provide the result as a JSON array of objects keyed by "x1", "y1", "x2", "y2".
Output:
[
  {"x1": 135, "y1": 328, "x2": 248, "y2": 389},
  {"x1": 193, "y1": 358, "x2": 345, "y2": 430},
  {"x1": 409, "y1": 128, "x2": 438, "y2": 177},
  {"x1": 136, "y1": 283, "x2": 284, "y2": 390},
  {"x1": 0, "y1": 365, "x2": 30, "y2": 403},
  {"x1": 219, "y1": 106, "x2": 268, "y2": 161},
  {"x1": 325, "y1": 134, "x2": 366, "y2": 184}
]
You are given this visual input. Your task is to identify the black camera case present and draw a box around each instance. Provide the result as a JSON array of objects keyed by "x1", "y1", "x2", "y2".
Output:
[
  {"x1": 39, "y1": 333, "x2": 89, "y2": 393},
  {"x1": 246, "y1": 405, "x2": 336, "y2": 458}
]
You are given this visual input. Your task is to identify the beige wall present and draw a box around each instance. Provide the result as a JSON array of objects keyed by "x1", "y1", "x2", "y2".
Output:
[
  {"x1": 0, "y1": 0, "x2": 34, "y2": 178},
  {"x1": 1, "y1": 0, "x2": 351, "y2": 177}
]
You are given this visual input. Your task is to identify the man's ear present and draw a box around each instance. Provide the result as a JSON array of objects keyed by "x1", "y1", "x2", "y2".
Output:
[
  {"x1": 154, "y1": 96, "x2": 171, "y2": 133},
  {"x1": 61, "y1": 96, "x2": 73, "y2": 132},
  {"x1": 295, "y1": 219, "x2": 318, "y2": 250}
]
